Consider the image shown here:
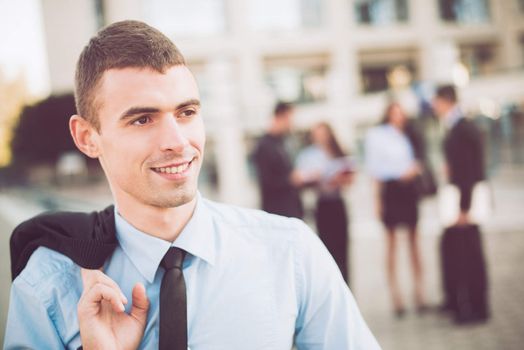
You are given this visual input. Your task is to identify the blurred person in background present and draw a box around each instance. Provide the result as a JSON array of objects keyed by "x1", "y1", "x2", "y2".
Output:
[
  {"x1": 432, "y1": 84, "x2": 485, "y2": 225},
  {"x1": 433, "y1": 85, "x2": 489, "y2": 323},
  {"x1": 365, "y1": 102, "x2": 426, "y2": 318},
  {"x1": 295, "y1": 122, "x2": 355, "y2": 285},
  {"x1": 252, "y1": 101, "x2": 304, "y2": 218}
]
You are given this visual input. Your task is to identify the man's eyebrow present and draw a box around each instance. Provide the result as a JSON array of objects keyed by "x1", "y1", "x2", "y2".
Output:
[
  {"x1": 119, "y1": 99, "x2": 201, "y2": 121},
  {"x1": 176, "y1": 99, "x2": 201, "y2": 110},
  {"x1": 119, "y1": 107, "x2": 160, "y2": 121}
]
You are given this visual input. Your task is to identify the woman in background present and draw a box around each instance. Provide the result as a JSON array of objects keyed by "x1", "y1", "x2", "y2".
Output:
[
  {"x1": 365, "y1": 102, "x2": 426, "y2": 318},
  {"x1": 296, "y1": 122, "x2": 354, "y2": 284}
]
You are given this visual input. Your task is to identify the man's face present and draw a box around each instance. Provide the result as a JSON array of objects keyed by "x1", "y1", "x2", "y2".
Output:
[
  {"x1": 91, "y1": 65, "x2": 205, "y2": 208},
  {"x1": 280, "y1": 110, "x2": 294, "y2": 134},
  {"x1": 432, "y1": 96, "x2": 449, "y2": 119}
]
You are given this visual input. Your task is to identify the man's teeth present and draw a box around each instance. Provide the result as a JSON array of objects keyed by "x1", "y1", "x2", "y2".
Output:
[{"x1": 154, "y1": 163, "x2": 190, "y2": 174}]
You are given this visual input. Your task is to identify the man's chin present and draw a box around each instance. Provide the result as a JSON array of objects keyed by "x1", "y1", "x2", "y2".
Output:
[{"x1": 147, "y1": 189, "x2": 197, "y2": 209}]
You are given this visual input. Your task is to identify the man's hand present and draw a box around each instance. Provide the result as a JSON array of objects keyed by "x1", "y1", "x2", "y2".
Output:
[
  {"x1": 326, "y1": 171, "x2": 354, "y2": 189},
  {"x1": 78, "y1": 269, "x2": 150, "y2": 350},
  {"x1": 290, "y1": 170, "x2": 320, "y2": 188},
  {"x1": 456, "y1": 211, "x2": 470, "y2": 226},
  {"x1": 400, "y1": 163, "x2": 421, "y2": 182}
]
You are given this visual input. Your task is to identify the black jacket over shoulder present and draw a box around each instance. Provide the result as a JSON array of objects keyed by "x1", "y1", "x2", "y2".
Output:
[
  {"x1": 252, "y1": 134, "x2": 303, "y2": 219},
  {"x1": 10, "y1": 206, "x2": 117, "y2": 281}
]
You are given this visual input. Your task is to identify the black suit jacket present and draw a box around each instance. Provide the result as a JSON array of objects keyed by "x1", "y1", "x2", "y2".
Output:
[
  {"x1": 10, "y1": 206, "x2": 117, "y2": 281},
  {"x1": 252, "y1": 133, "x2": 303, "y2": 218},
  {"x1": 444, "y1": 117, "x2": 485, "y2": 210}
]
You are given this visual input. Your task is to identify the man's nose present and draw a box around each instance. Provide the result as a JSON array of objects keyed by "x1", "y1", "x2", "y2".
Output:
[{"x1": 158, "y1": 115, "x2": 189, "y2": 153}]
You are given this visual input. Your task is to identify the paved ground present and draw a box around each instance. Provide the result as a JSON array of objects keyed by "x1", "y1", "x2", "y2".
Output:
[
  {"x1": 354, "y1": 227, "x2": 524, "y2": 350},
  {"x1": 1, "y1": 165, "x2": 523, "y2": 349}
]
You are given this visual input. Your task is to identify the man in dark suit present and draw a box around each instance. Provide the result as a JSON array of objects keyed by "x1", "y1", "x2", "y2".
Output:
[
  {"x1": 433, "y1": 84, "x2": 485, "y2": 225},
  {"x1": 252, "y1": 102, "x2": 304, "y2": 218}
]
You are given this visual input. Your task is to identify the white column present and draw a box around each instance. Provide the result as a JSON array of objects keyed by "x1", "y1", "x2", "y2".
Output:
[
  {"x1": 102, "y1": 0, "x2": 143, "y2": 23},
  {"x1": 411, "y1": 0, "x2": 442, "y2": 82},
  {"x1": 228, "y1": 0, "x2": 270, "y2": 131},
  {"x1": 325, "y1": 0, "x2": 359, "y2": 148},
  {"x1": 205, "y1": 60, "x2": 252, "y2": 206},
  {"x1": 40, "y1": 0, "x2": 98, "y2": 94}
]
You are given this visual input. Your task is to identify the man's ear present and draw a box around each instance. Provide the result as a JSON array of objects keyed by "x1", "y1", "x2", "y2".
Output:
[{"x1": 69, "y1": 115, "x2": 100, "y2": 158}]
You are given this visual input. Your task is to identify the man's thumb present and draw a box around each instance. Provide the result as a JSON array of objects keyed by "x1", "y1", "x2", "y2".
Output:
[{"x1": 130, "y1": 282, "x2": 150, "y2": 323}]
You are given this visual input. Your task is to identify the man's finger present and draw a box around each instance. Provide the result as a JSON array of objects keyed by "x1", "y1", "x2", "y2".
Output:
[
  {"x1": 81, "y1": 282, "x2": 126, "y2": 314},
  {"x1": 80, "y1": 268, "x2": 127, "y2": 304},
  {"x1": 129, "y1": 283, "x2": 150, "y2": 323}
]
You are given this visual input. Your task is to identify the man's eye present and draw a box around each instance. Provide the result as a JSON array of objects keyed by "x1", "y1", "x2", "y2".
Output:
[
  {"x1": 180, "y1": 109, "x2": 197, "y2": 118},
  {"x1": 132, "y1": 116, "x2": 151, "y2": 125}
]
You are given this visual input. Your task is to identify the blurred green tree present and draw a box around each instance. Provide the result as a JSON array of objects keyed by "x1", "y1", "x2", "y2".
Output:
[{"x1": 10, "y1": 94, "x2": 77, "y2": 168}]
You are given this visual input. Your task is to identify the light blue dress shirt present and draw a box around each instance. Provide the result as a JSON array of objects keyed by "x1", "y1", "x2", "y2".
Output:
[
  {"x1": 4, "y1": 194, "x2": 380, "y2": 349},
  {"x1": 364, "y1": 124, "x2": 416, "y2": 181},
  {"x1": 295, "y1": 145, "x2": 355, "y2": 197}
]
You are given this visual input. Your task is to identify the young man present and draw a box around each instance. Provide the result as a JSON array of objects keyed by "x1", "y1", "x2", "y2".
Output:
[
  {"x1": 5, "y1": 21, "x2": 380, "y2": 349},
  {"x1": 252, "y1": 102, "x2": 304, "y2": 218},
  {"x1": 432, "y1": 84, "x2": 485, "y2": 225}
]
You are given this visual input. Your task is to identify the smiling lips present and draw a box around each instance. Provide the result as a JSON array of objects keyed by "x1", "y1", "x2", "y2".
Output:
[{"x1": 151, "y1": 158, "x2": 194, "y2": 175}]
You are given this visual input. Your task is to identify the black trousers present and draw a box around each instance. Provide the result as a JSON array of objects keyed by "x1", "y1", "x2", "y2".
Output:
[
  {"x1": 315, "y1": 196, "x2": 349, "y2": 284},
  {"x1": 457, "y1": 183, "x2": 474, "y2": 212}
]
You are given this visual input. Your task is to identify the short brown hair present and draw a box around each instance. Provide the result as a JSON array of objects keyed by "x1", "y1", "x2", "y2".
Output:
[
  {"x1": 273, "y1": 101, "x2": 294, "y2": 118},
  {"x1": 74, "y1": 20, "x2": 186, "y2": 130},
  {"x1": 435, "y1": 84, "x2": 457, "y2": 104}
]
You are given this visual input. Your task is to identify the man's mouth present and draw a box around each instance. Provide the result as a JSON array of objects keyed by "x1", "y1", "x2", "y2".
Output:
[{"x1": 151, "y1": 158, "x2": 194, "y2": 175}]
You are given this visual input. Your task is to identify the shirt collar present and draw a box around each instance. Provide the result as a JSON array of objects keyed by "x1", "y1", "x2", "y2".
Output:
[
  {"x1": 445, "y1": 105, "x2": 463, "y2": 129},
  {"x1": 173, "y1": 193, "x2": 216, "y2": 267},
  {"x1": 114, "y1": 192, "x2": 216, "y2": 283},
  {"x1": 383, "y1": 124, "x2": 403, "y2": 136}
]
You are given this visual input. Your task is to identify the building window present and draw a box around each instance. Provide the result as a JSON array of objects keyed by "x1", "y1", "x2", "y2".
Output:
[
  {"x1": 359, "y1": 49, "x2": 417, "y2": 93},
  {"x1": 360, "y1": 65, "x2": 415, "y2": 93},
  {"x1": 143, "y1": 0, "x2": 227, "y2": 36},
  {"x1": 438, "y1": 0, "x2": 491, "y2": 24},
  {"x1": 354, "y1": 0, "x2": 409, "y2": 25},
  {"x1": 94, "y1": 0, "x2": 105, "y2": 29},
  {"x1": 249, "y1": 0, "x2": 323, "y2": 31},
  {"x1": 459, "y1": 43, "x2": 498, "y2": 76},
  {"x1": 264, "y1": 55, "x2": 328, "y2": 104}
]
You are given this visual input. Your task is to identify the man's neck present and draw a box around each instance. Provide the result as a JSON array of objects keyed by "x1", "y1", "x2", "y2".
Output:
[{"x1": 115, "y1": 194, "x2": 198, "y2": 243}]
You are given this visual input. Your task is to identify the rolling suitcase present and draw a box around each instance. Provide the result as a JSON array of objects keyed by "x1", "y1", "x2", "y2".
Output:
[{"x1": 440, "y1": 224, "x2": 490, "y2": 323}]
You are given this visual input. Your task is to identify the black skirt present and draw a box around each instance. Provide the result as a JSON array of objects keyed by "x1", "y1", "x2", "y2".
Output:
[{"x1": 381, "y1": 179, "x2": 418, "y2": 228}]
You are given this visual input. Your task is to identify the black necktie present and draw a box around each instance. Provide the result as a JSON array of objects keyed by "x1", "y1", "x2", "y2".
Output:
[{"x1": 160, "y1": 247, "x2": 187, "y2": 350}]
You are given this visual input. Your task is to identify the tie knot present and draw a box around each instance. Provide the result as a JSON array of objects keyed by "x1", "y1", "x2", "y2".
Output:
[{"x1": 161, "y1": 247, "x2": 186, "y2": 270}]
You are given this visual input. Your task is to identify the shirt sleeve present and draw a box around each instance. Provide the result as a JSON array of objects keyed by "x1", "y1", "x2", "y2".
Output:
[
  {"x1": 293, "y1": 221, "x2": 381, "y2": 350},
  {"x1": 364, "y1": 129, "x2": 384, "y2": 180},
  {"x1": 4, "y1": 276, "x2": 65, "y2": 349}
]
